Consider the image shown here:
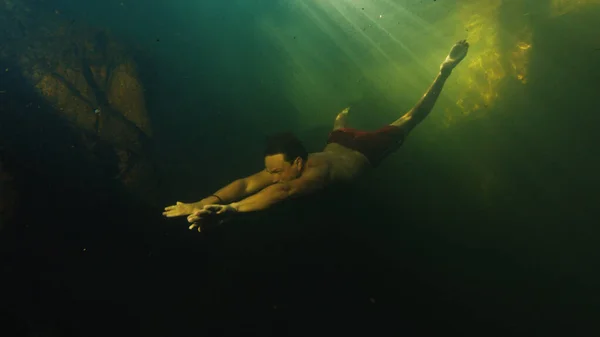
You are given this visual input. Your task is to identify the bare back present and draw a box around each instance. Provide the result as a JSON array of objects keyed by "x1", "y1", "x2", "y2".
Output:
[{"x1": 304, "y1": 143, "x2": 371, "y2": 184}]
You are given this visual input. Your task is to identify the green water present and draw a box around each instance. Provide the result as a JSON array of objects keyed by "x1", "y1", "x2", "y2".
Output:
[{"x1": 7, "y1": 0, "x2": 600, "y2": 335}]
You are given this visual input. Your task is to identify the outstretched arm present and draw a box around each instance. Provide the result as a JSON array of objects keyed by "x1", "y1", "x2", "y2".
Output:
[
  {"x1": 187, "y1": 167, "x2": 328, "y2": 224},
  {"x1": 229, "y1": 172, "x2": 322, "y2": 213},
  {"x1": 231, "y1": 167, "x2": 327, "y2": 212},
  {"x1": 163, "y1": 170, "x2": 273, "y2": 217},
  {"x1": 393, "y1": 40, "x2": 469, "y2": 133},
  {"x1": 206, "y1": 170, "x2": 274, "y2": 205}
]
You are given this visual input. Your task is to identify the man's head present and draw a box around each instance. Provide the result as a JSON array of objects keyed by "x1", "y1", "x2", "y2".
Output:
[{"x1": 264, "y1": 132, "x2": 308, "y2": 183}]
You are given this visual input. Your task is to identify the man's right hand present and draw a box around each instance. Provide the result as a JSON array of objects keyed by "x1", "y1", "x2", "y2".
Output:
[{"x1": 163, "y1": 201, "x2": 196, "y2": 217}]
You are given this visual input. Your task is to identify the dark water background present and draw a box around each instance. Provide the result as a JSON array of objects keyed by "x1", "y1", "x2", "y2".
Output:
[{"x1": 1, "y1": 0, "x2": 599, "y2": 336}]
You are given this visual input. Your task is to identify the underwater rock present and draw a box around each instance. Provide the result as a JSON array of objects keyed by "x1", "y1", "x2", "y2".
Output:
[{"x1": 0, "y1": 0, "x2": 159, "y2": 205}]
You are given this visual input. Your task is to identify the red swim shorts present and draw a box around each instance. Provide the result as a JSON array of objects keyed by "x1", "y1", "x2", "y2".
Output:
[{"x1": 326, "y1": 125, "x2": 405, "y2": 167}]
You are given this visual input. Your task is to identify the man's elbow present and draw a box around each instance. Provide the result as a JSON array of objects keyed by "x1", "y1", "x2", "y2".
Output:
[
  {"x1": 273, "y1": 183, "x2": 293, "y2": 200},
  {"x1": 287, "y1": 182, "x2": 321, "y2": 199},
  {"x1": 235, "y1": 178, "x2": 249, "y2": 194},
  {"x1": 250, "y1": 184, "x2": 289, "y2": 211}
]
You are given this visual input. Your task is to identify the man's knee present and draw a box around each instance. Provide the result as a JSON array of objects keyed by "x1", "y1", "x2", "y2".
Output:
[{"x1": 333, "y1": 111, "x2": 349, "y2": 130}]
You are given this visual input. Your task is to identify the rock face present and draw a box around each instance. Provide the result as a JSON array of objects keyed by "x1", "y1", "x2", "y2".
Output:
[
  {"x1": 0, "y1": 0, "x2": 159, "y2": 206},
  {"x1": 27, "y1": 32, "x2": 153, "y2": 152}
]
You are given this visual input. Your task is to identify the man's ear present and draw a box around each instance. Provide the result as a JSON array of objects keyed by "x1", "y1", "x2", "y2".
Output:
[{"x1": 294, "y1": 157, "x2": 303, "y2": 169}]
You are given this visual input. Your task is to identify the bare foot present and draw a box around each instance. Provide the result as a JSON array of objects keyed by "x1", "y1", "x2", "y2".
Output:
[
  {"x1": 441, "y1": 40, "x2": 469, "y2": 72},
  {"x1": 333, "y1": 107, "x2": 350, "y2": 130}
]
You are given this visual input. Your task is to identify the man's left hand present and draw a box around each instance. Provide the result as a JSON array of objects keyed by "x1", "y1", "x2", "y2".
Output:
[{"x1": 187, "y1": 204, "x2": 237, "y2": 231}]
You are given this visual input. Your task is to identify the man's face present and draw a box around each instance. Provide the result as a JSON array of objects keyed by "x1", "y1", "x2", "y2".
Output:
[{"x1": 264, "y1": 154, "x2": 303, "y2": 183}]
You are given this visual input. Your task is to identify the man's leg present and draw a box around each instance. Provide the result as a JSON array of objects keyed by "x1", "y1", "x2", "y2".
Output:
[
  {"x1": 332, "y1": 107, "x2": 350, "y2": 130},
  {"x1": 391, "y1": 40, "x2": 469, "y2": 135}
]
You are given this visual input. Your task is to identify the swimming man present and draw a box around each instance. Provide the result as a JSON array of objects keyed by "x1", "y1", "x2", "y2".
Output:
[{"x1": 163, "y1": 40, "x2": 469, "y2": 231}]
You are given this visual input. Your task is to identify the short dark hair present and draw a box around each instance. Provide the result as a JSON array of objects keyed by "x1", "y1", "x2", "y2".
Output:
[{"x1": 264, "y1": 132, "x2": 308, "y2": 163}]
